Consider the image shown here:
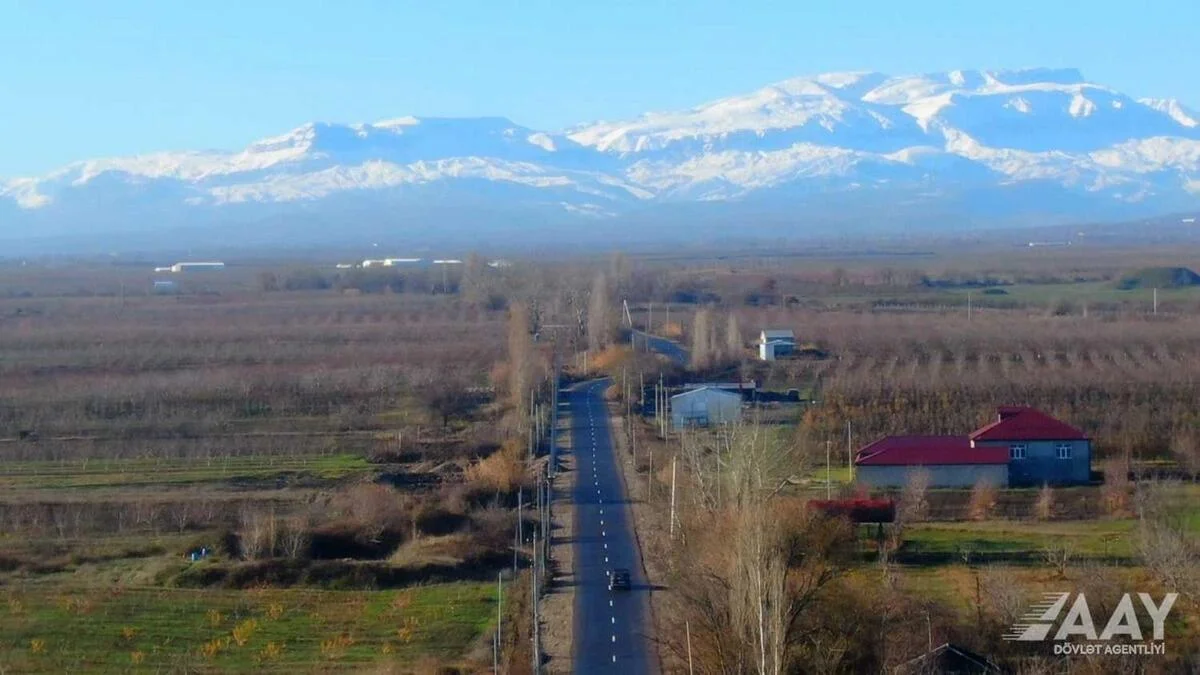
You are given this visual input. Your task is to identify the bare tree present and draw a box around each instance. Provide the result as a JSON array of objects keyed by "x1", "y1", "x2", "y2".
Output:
[
  {"x1": 507, "y1": 302, "x2": 535, "y2": 427},
  {"x1": 587, "y1": 272, "x2": 614, "y2": 352},
  {"x1": 281, "y1": 513, "x2": 311, "y2": 560},
  {"x1": 691, "y1": 308, "x2": 713, "y2": 370},
  {"x1": 1170, "y1": 428, "x2": 1200, "y2": 482},
  {"x1": 1033, "y1": 483, "x2": 1054, "y2": 520},
  {"x1": 726, "y1": 312, "x2": 743, "y2": 359},
  {"x1": 418, "y1": 370, "x2": 474, "y2": 428},
  {"x1": 1100, "y1": 458, "x2": 1132, "y2": 517},
  {"x1": 1041, "y1": 542, "x2": 1074, "y2": 579},
  {"x1": 900, "y1": 468, "x2": 931, "y2": 523},
  {"x1": 967, "y1": 477, "x2": 998, "y2": 521},
  {"x1": 1135, "y1": 481, "x2": 1200, "y2": 601}
]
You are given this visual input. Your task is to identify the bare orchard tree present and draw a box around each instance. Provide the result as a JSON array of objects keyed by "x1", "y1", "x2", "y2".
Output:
[
  {"x1": 1170, "y1": 428, "x2": 1200, "y2": 482},
  {"x1": 281, "y1": 512, "x2": 311, "y2": 560},
  {"x1": 417, "y1": 368, "x2": 474, "y2": 428},
  {"x1": 900, "y1": 468, "x2": 931, "y2": 523},
  {"x1": 1135, "y1": 480, "x2": 1200, "y2": 601},
  {"x1": 967, "y1": 477, "x2": 998, "y2": 521}
]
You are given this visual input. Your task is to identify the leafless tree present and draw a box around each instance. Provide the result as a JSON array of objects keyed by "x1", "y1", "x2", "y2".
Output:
[
  {"x1": 725, "y1": 312, "x2": 743, "y2": 359},
  {"x1": 1041, "y1": 542, "x2": 1074, "y2": 579},
  {"x1": 586, "y1": 272, "x2": 614, "y2": 352},
  {"x1": 1135, "y1": 481, "x2": 1200, "y2": 601},
  {"x1": 900, "y1": 468, "x2": 931, "y2": 523},
  {"x1": 1033, "y1": 483, "x2": 1054, "y2": 520},
  {"x1": 691, "y1": 308, "x2": 713, "y2": 370},
  {"x1": 1170, "y1": 428, "x2": 1200, "y2": 482},
  {"x1": 967, "y1": 477, "x2": 998, "y2": 521}
]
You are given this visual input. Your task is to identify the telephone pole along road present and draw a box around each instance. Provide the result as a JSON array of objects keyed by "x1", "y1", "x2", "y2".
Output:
[{"x1": 568, "y1": 379, "x2": 653, "y2": 674}]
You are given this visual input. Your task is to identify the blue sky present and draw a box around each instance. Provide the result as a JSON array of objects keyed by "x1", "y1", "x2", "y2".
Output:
[{"x1": 2, "y1": 0, "x2": 1198, "y2": 176}]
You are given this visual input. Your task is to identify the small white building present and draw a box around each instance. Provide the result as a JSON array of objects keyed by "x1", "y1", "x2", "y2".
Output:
[
  {"x1": 170, "y1": 262, "x2": 225, "y2": 273},
  {"x1": 670, "y1": 387, "x2": 743, "y2": 430},
  {"x1": 758, "y1": 329, "x2": 796, "y2": 361}
]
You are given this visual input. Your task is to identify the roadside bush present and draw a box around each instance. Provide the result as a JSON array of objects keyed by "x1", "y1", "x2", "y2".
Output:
[{"x1": 463, "y1": 439, "x2": 527, "y2": 496}]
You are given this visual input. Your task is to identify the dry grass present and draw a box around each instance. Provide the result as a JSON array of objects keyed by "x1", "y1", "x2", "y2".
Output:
[{"x1": 463, "y1": 440, "x2": 527, "y2": 495}]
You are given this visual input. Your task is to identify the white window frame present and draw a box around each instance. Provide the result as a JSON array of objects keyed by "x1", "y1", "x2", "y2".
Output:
[
  {"x1": 1009, "y1": 443, "x2": 1027, "y2": 460},
  {"x1": 1055, "y1": 442, "x2": 1072, "y2": 460}
]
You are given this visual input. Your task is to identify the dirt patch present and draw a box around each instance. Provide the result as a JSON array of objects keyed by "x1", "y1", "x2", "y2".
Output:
[{"x1": 540, "y1": 406, "x2": 577, "y2": 674}]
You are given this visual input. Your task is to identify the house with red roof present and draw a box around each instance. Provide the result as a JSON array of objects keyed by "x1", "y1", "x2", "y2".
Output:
[{"x1": 854, "y1": 406, "x2": 1091, "y2": 488}]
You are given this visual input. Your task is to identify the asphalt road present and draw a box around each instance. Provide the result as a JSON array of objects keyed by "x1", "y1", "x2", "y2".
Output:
[
  {"x1": 569, "y1": 379, "x2": 654, "y2": 675},
  {"x1": 630, "y1": 330, "x2": 689, "y2": 367}
]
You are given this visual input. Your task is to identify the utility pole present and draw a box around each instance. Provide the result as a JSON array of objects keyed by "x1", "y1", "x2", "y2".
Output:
[
  {"x1": 847, "y1": 420, "x2": 853, "y2": 476},
  {"x1": 1154, "y1": 287, "x2": 1158, "y2": 315},
  {"x1": 669, "y1": 456, "x2": 678, "y2": 540},
  {"x1": 531, "y1": 530, "x2": 539, "y2": 675},
  {"x1": 496, "y1": 572, "x2": 503, "y2": 674},
  {"x1": 648, "y1": 302, "x2": 653, "y2": 334},
  {"x1": 967, "y1": 290, "x2": 972, "y2": 322},
  {"x1": 665, "y1": 303, "x2": 670, "y2": 332},
  {"x1": 648, "y1": 437, "x2": 654, "y2": 501},
  {"x1": 686, "y1": 620, "x2": 695, "y2": 675}
]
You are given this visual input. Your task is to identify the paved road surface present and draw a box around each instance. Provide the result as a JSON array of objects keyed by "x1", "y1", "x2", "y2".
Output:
[
  {"x1": 568, "y1": 379, "x2": 654, "y2": 674},
  {"x1": 631, "y1": 330, "x2": 689, "y2": 366}
]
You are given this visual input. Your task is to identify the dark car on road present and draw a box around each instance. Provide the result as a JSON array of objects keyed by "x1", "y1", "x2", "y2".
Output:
[{"x1": 608, "y1": 568, "x2": 631, "y2": 591}]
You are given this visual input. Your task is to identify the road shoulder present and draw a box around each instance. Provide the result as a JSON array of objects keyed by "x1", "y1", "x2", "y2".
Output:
[
  {"x1": 609, "y1": 409, "x2": 670, "y2": 674},
  {"x1": 539, "y1": 400, "x2": 575, "y2": 674}
]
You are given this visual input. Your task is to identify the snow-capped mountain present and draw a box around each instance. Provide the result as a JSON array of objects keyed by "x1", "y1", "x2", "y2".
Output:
[{"x1": 4, "y1": 68, "x2": 1200, "y2": 251}]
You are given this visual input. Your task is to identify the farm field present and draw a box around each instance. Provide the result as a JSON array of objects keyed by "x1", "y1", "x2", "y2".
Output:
[
  {"x1": 0, "y1": 582, "x2": 496, "y2": 672},
  {"x1": 0, "y1": 261, "x2": 570, "y2": 672},
  {"x1": 5, "y1": 246, "x2": 1200, "y2": 673}
]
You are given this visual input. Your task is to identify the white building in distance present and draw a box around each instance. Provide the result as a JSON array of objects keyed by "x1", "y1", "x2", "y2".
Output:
[
  {"x1": 758, "y1": 329, "x2": 796, "y2": 361},
  {"x1": 167, "y1": 262, "x2": 225, "y2": 273}
]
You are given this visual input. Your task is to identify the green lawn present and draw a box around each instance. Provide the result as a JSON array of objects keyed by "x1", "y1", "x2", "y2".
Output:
[
  {"x1": 949, "y1": 281, "x2": 1200, "y2": 307},
  {"x1": 903, "y1": 519, "x2": 1138, "y2": 558},
  {"x1": 0, "y1": 454, "x2": 372, "y2": 490},
  {"x1": 0, "y1": 582, "x2": 496, "y2": 672}
]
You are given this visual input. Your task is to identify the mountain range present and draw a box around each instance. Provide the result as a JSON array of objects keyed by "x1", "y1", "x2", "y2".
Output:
[{"x1": 4, "y1": 67, "x2": 1200, "y2": 253}]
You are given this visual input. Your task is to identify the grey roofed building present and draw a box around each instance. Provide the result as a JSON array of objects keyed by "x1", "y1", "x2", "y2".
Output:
[{"x1": 670, "y1": 386, "x2": 743, "y2": 430}]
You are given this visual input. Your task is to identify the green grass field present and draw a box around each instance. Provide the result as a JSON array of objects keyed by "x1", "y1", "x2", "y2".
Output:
[
  {"x1": 949, "y1": 281, "x2": 1200, "y2": 307},
  {"x1": 903, "y1": 519, "x2": 1138, "y2": 558},
  {"x1": 0, "y1": 453, "x2": 372, "y2": 490},
  {"x1": 0, "y1": 582, "x2": 497, "y2": 672}
]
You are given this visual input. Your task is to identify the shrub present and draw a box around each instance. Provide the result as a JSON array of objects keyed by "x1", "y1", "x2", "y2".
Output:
[{"x1": 464, "y1": 440, "x2": 526, "y2": 496}]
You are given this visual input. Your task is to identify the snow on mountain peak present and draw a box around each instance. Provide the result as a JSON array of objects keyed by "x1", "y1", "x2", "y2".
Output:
[
  {"x1": 987, "y1": 67, "x2": 1086, "y2": 86},
  {"x1": 373, "y1": 116, "x2": 422, "y2": 129},
  {"x1": 1139, "y1": 98, "x2": 1199, "y2": 128},
  {"x1": 1068, "y1": 93, "x2": 1098, "y2": 118},
  {"x1": 4, "y1": 66, "x2": 1199, "y2": 236}
]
